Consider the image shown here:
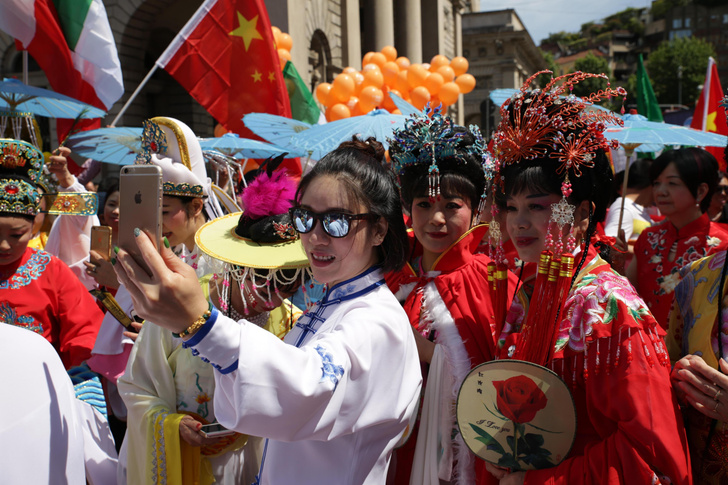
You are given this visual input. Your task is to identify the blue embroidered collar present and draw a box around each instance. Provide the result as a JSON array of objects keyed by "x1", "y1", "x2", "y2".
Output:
[{"x1": 320, "y1": 265, "x2": 384, "y2": 304}]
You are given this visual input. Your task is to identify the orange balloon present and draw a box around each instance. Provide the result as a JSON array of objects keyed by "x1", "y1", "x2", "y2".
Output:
[
  {"x1": 455, "y1": 73, "x2": 476, "y2": 94},
  {"x1": 271, "y1": 26, "x2": 282, "y2": 45},
  {"x1": 362, "y1": 52, "x2": 375, "y2": 66},
  {"x1": 278, "y1": 33, "x2": 293, "y2": 51},
  {"x1": 362, "y1": 68, "x2": 384, "y2": 89},
  {"x1": 327, "y1": 103, "x2": 351, "y2": 121},
  {"x1": 342, "y1": 66, "x2": 357, "y2": 74},
  {"x1": 381, "y1": 61, "x2": 400, "y2": 87},
  {"x1": 381, "y1": 45, "x2": 397, "y2": 62},
  {"x1": 392, "y1": 109, "x2": 402, "y2": 115},
  {"x1": 382, "y1": 88, "x2": 400, "y2": 111},
  {"x1": 370, "y1": 52, "x2": 387, "y2": 67},
  {"x1": 346, "y1": 96, "x2": 359, "y2": 110},
  {"x1": 315, "y1": 82, "x2": 333, "y2": 106},
  {"x1": 410, "y1": 86, "x2": 431, "y2": 110},
  {"x1": 422, "y1": 63, "x2": 431, "y2": 71},
  {"x1": 430, "y1": 54, "x2": 449, "y2": 71},
  {"x1": 424, "y1": 72, "x2": 444, "y2": 96},
  {"x1": 395, "y1": 56, "x2": 411, "y2": 70},
  {"x1": 278, "y1": 48, "x2": 291, "y2": 62},
  {"x1": 359, "y1": 86, "x2": 384, "y2": 113},
  {"x1": 362, "y1": 63, "x2": 380, "y2": 73},
  {"x1": 214, "y1": 123, "x2": 227, "y2": 138},
  {"x1": 407, "y1": 64, "x2": 428, "y2": 89},
  {"x1": 350, "y1": 101, "x2": 364, "y2": 117},
  {"x1": 439, "y1": 82, "x2": 460, "y2": 105},
  {"x1": 450, "y1": 56, "x2": 469, "y2": 76},
  {"x1": 437, "y1": 65, "x2": 455, "y2": 82},
  {"x1": 395, "y1": 70, "x2": 410, "y2": 94},
  {"x1": 331, "y1": 73, "x2": 356, "y2": 103},
  {"x1": 353, "y1": 71, "x2": 365, "y2": 94}
]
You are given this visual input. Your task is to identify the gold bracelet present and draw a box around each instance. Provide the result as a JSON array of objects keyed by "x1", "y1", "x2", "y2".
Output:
[{"x1": 173, "y1": 302, "x2": 212, "y2": 339}]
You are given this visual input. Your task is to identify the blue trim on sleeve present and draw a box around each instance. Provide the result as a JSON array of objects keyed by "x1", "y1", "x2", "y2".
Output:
[
  {"x1": 182, "y1": 305, "x2": 218, "y2": 348},
  {"x1": 217, "y1": 359, "x2": 239, "y2": 374}
]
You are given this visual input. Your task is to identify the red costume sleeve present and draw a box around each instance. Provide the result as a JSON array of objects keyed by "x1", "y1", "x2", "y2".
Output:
[
  {"x1": 524, "y1": 330, "x2": 691, "y2": 485},
  {"x1": 52, "y1": 258, "x2": 104, "y2": 368}
]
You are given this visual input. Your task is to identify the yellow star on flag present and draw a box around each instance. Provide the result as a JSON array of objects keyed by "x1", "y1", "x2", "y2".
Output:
[
  {"x1": 252, "y1": 70, "x2": 262, "y2": 83},
  {"x1": 707, "y1": 111, "x2": 718, "y2": 132},
  {"x1": 229, "y1": 12, "x2": 263, "y2": 51},
  {"x1": 268, "y1": 71, "x2": 276, "y2": 82}
]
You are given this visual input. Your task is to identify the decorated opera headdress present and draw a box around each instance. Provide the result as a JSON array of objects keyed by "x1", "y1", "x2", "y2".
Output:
[
  {"x1": 137, "y1": 117, "x2": 225, "y2": 218},
  {"x1": 195, "y1": 154, "x2": 311, "y2": 318},
  {"x1": 491, "y1": 70, "x2": 626, "y2": 366},
  {"x1": 0, "y1": 138, "x2": 95, "y2": 217},
  {"x1": 389, "y1": 106, "x2": 494, "y2": 225}
]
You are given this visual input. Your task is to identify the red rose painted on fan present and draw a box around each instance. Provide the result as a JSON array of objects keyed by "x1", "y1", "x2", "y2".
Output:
[{"x1": 493, "y1": 375, "x2": 548, "y2": 424}]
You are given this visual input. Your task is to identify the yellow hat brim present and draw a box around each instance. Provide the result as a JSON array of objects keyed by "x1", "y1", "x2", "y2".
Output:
[{"x1": 195, "y1": 212, "x2": 309, "y2": 270}]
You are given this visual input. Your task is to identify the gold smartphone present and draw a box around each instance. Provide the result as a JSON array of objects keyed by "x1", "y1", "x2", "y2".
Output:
[
  {"x1": 90, "y1": 225, "x2": 112, "y2": 261},
  {"x1": 119, "y1": 165, "x2": 163, "y2": 275}
]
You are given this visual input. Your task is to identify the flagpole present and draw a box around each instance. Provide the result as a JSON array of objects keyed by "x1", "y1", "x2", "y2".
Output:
[
  {"x1": 109, "y1": 65, "x2": 158, "y2": 126},
  {"x1": 700, "y1": 58, "x2": 714, "y2": 131},
  {"x1": 109, "y1": 0, "x2": 216, "y2": 126}
]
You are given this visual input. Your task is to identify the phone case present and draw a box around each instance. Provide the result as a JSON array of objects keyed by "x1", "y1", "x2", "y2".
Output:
[
  {"x1": 90, "y1": 225, "x2": 113, "y2": 261},
  {"x1": 118, "y1": 165, "x2": 163, "y2": 275}
]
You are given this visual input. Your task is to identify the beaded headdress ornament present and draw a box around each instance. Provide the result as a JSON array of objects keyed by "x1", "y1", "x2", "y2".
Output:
[
  {"x1": 491, "y1": 70, "x2": 626, "y2": 367},
  {"x1": 389, "y1": 106, "x2": 492, "y2": 224},
  {"x1": 136, "y1": 119, "x2": 205, "y2": 198},
  {"x1": 0, "y1": 178, "x2": 41, "y2": 216},
  {"x1": 492, "y1": 70, "x2": 625, "y2": 254},
  {"x1": 0, "y1": 138, "x2": 44, "y2": 184}
]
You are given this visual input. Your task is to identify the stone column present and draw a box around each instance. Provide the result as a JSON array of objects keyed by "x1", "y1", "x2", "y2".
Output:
[
  {"x1": 403, "y1": 0, "x2": 422, "y2": 63},
  {"x1": 343, "y1": 0, "x2": 362, "y2": 69},
  {"x1": 372, "y1": 0, "x2": 395, "y2": 50}
]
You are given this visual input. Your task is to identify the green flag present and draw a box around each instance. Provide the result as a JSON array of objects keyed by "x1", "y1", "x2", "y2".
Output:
[
  {"x1": 282, "y1": 61, "x2": 321, "y2": 125},
  {"x1": 636, "y1": 54, "x2": 664, "y2": 122}
]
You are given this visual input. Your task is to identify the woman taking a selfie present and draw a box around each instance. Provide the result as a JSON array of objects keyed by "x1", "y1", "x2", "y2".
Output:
[
  {"x1": 114, "y1": 137, "x2": 422, "y2": 484},
  {"x1": 486, "y1": 72, "x2": 690, "y2": 484}
]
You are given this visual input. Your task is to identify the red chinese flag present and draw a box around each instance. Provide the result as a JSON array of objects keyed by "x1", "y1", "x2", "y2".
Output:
[
  {"x1": 691, "y1": 57, "x2": 728, "y2": 170},
  {"x1": 156, "y1": 0, "x2": 300, "y2": 176}
]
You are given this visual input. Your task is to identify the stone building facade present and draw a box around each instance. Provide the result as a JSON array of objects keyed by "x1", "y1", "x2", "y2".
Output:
[{"x1": 0, "y1": 0, "x2": 476, "y2": 145}]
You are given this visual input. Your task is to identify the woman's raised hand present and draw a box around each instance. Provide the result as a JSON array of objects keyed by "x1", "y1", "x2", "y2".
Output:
[{"x1": 113, "y1": 229, "x2": 209, "y2": 335}]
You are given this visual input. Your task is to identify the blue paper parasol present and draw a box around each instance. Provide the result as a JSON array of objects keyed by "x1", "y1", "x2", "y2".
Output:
[
  {"x1": 198, "y1": 133, "x2": 304, "y2": 158},
  {"x1": 605, "y1": 113, "x2": 728, "y2": 147},
  {"x1": 242, "y1": 113, "x2": 313, "y2": 148},
  {"x1": 0, "y1": 78, "x2": 106, "y2": 119},
  {"x1": 288, "y1": 109, "x2": 408, "y2": 160},
  {"x1": 65, "y1": 127, "x2": 142, "y2": 165}
]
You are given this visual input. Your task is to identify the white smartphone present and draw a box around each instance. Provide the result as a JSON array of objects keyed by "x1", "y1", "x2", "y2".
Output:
[
  {"x1": 200, "y1": 423, "x2": 236, "y2": 438},
  {"x1": 118, "y1": 164, "x2": 163, "y2": 276}
]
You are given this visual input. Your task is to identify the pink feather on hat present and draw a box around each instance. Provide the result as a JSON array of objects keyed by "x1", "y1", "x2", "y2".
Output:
[{"x1": 240, "y1": 170, "x2": 297, "y2": 220}]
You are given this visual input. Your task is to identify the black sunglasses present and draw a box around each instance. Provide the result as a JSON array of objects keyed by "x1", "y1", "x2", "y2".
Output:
[
  {"x1": 718, "y1": 186, "x2": 728, "y2": 195},
  {"x1": 289, "y1": 207, "x2": 378, "y2": 238}
]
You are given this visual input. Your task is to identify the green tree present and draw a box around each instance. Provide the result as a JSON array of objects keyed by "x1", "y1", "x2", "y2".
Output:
[
  {"x1": 536, "y1": 50, "x2": 558, "y2": 89},
  {"x1": 647, "y1": 37, "x2": 716, "y2": 105},
  {"x1": 572, "y1": 52, "x2": 612, "y2": 99}
]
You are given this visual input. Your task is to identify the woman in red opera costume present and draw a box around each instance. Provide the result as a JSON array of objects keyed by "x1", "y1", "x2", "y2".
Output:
[
  {"x1": 487, "y1": 72, "x2": 691, "y2": 484},
  {"x1": 386, "y1": 111, "x2": 516, "y2": 485},
  {"x1": 627, "y1": 147, "x2": 728, "y2": 329}
]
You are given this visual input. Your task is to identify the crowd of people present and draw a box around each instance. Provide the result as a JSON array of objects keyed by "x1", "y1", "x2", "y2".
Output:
[{"x1": 1, "y1": 70, "x2": 728, "y2": 484}]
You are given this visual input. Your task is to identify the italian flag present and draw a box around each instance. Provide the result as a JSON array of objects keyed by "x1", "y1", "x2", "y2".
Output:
[{"x1": 0, "y1": 0, "x2": 123, "y2": 113}]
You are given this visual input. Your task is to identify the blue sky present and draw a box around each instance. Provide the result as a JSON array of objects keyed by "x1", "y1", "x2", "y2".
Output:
[{"x1": 480, "y1": 0, "x2": 654, "y2": 45}]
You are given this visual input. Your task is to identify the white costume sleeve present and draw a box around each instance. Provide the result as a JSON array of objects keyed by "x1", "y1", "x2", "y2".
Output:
[
  {"x1": 45, "y1": 175, "x2": 100, "y2": 290},
  {"x1": 603, "y1": 197, "x2": 635, "y2": 241},
  {"x1": 190, "y1": 302, "x2": 421, "y2": 442},
  {"x1": 0, "y1": 325, "x2": 87, "y2": 484}
]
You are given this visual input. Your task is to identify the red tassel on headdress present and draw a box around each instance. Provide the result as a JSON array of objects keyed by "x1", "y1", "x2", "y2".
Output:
[{"x1": 513, "y1": 251, "x2": 551, "y2": 361}]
